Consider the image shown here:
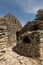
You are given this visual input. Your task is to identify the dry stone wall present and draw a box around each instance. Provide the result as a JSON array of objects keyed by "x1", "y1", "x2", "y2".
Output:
[
  {"x1": 0, "y1": 13, "x2": 22, "y2": 63},
  {"x1": 0, "y1": 25, "x2": 7, "y2": 61},
  {"x1": 15, "y1": 20, "x2": 43, "y2": 59},
  {"x1": 0, "y1": 14, "x2": 22, "y2": 46},
  {"x1": 14, "y1": 31, "x2": 40, "y2": 58},
  {"x1": 0, "y1": 14, "x2": 43, "y2": 65}
]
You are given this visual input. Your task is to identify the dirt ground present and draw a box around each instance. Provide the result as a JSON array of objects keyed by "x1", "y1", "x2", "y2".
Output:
[{"x1": 0, "y1": 45, "x2": 43, "y2": 65}]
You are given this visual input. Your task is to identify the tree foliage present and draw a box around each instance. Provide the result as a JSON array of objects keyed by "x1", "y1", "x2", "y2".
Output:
[{"x1": 36, "y1": 9, "x2": 43, "y2": 20}]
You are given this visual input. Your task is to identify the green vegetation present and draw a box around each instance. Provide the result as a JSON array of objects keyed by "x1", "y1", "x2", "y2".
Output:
[{"x1": 35, "y1": 9, "x2": 43, "y2": 20}]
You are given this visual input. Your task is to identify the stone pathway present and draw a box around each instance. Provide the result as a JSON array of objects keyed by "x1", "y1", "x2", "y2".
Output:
[{"x1": 0, "y1": 46, "x2": 43, "y2": 65}]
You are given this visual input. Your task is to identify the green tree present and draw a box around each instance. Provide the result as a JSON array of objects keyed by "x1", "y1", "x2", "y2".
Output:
[{"x1": 35, "y1": 9, "x2": 43, "y2": 20}]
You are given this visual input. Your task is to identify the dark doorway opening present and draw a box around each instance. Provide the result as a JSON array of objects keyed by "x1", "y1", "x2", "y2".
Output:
[{"x1": 23, "y1": 36, "x2": 30, "y2": 43}]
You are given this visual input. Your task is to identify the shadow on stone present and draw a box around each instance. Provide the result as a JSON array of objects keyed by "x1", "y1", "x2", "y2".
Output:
[
  {"x1": 12, "y1": 34, "x2": 40, "y2": 59},
  {"x1": 12, "y1": 43, "x2": 40, "y2": 59}
]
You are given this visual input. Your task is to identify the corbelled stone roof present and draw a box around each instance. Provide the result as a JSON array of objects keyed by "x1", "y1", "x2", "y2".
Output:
[
  {"x1": 18, "y1": 20, "x2": 43, "y2": 36},
  {"x1": 0, "y1": 13, "x2": 22, "y2": 45}
]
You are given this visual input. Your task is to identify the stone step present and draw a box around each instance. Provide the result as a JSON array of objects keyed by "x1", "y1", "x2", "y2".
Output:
[
  {"x1": 0, "y1": 46, "x2": 6, "y2": 50},
  {"x1": 0, "y1": 49, "x2": 6, "y2": 53},
  {"x1": 0, "y1": 41, "x2": 7, "y2": 45},
  {"x1": 0, "y1": 48, "x2": 6, "y2": 51},
  {"x1": 0, "y1": 35, "x2": 8, "y2": 38},
  {"x1": 0, "y1": 47, "x2": 6, "y2": 50},
  {"x1": 0, "y1": 36, "x2": 8, "y2": 38},
  {"x1": 0, "y1": 45, "x2": 6, "y2": 47},
  {"x1": 0, "y1": 55, "x2": 5, "y2": 60},
  {"x1": 0, "y1": 52, "x2": 5, "y2": 57},
  {"x1": 4, "y1": 37, "x2": 8, "y2": 38},
  {"x1": 0, "y1": 41, "x2": 7, "y2": 43},
  {"x1": 0, "y1": 45, "x2": 6, "y2": 48},
  {"x1": 0, "y1": 51, "x2": 6, "y2": 53},
  {"x1": 0, "y1": 38, "x2": 7, "y2": 41}
]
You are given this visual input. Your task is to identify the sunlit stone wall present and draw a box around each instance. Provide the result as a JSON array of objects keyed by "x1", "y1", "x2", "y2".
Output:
[{"x1": 0, "y1": 25, "x2": 8, "y2": 60}]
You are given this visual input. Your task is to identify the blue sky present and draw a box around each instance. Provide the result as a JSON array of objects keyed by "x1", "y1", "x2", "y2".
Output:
[{"x1": 0, "y1": 0, "x2": 43, "y2": 26}]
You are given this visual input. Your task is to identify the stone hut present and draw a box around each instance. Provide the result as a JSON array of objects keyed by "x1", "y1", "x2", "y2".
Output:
[
  {"x1": 14, "y1": 20, "x2": 43, "y2": 58},
  {"x1": 0, "y1": 14, "x2": 22, "y2": 60},
  {"x1": 0, "y1": 13, "x2": 22, "y2": 46}
]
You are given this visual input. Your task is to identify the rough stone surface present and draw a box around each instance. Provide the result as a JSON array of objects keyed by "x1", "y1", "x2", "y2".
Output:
[
  {"x1": 0, "y1": 46, "x2": 42, "y2": 65},
  {"x1": 14, "y1": 32, "x2": 40, "y2": 58},
  {"x1": 14, "y1": 20, "x2": 43, "y2": 64},
  {"x1": 0, "y1": 14, "x2": 43, "y2": 65},
  {"x1": 0, "y1": 13, "x2": 22, "y2": 46},
  {"x1": 18, "y1": 20, "x2": 43, "y2": 36}
]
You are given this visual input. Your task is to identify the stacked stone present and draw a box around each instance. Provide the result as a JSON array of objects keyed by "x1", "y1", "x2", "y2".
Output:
[
  {"x1": 0, "y1": 26, "x2": 8, "y2": 61},
  {"x1": 39, "y1": 30, "x2": 43, "y2": 64}
]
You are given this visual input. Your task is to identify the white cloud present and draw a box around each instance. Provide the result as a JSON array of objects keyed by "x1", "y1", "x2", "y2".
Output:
[{"x1": 16, "y1": 0, "x2": 43, "y2": 13}]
